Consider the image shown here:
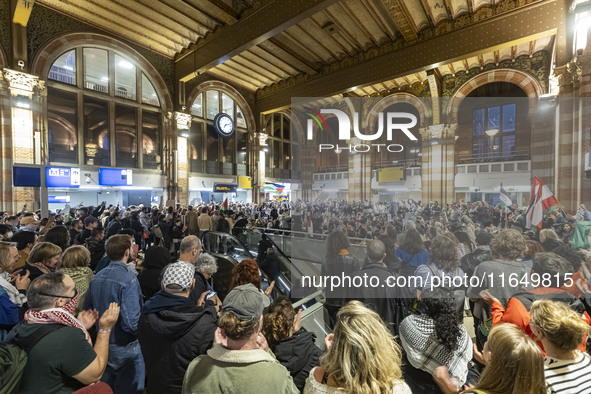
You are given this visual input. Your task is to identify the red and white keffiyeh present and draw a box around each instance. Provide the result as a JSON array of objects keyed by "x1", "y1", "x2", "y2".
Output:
[{"x1": 24, "y1": 293, "x2": 92, "y2": 344}]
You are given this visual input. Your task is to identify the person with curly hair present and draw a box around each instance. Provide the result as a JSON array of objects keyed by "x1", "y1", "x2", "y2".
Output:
[
  {"x1": 262, "y1": 296, "x2": 322, "y2": 391},
  {"x1": 399, "y1": 289, "x2": 473, "y2": 393},
  {"x1": 303, "y1": 300, "x2": 411, "y2": 393}
]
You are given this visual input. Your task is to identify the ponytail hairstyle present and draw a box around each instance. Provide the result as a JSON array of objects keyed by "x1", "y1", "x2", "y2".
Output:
[
  {"x1": 261, "y1": 296, "x2": 295, "y2": 349},
  {"x1": 421, "y1": 289, "x2": 461, "y2": 352},
  {"x1": 530, "y1": 299, "x2": 590, "y2": 352}
]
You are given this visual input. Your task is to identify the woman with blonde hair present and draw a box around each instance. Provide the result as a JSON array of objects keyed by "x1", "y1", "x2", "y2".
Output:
[
  {"x1": 530, "y1": 300, "x2": 591, "y2": 393},
  {"x1": 57, "y1": 245, "x2": 93, "y2": 316},
  {"x1": 303, "y1": 300, "x2": 411, "y2": 393},
  {"x1": 539, "y1": 228, "x2": 564, "y2": 252},
  {"x1": 23, "y1": 241, "x2": 62, "y2": 281},
  {"x1": 459, "y1": 324, "x2": 546, "y2": 394}
]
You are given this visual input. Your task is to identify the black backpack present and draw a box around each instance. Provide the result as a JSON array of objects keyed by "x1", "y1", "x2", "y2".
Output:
[{"x1": 0, "y1": 323, "x2": 66, "y2": 394}]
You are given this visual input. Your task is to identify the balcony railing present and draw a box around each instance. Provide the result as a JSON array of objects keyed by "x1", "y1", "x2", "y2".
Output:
[{"x1": 456, "y1": 160, "x2": 531, "y2": 174}]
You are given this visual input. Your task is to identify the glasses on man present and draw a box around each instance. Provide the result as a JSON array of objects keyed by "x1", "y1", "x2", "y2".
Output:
[{"x1": 38, "y1": 288, "x2": 78, "y2": 299}]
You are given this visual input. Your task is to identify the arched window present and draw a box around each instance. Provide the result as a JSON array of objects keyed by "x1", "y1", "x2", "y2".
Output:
[
  {"x1": 47, "y1": 47, "x2": 163, "y2": 169},
  {"x1": 189, "y1": 89, "x2": 250, "y2": 175}
]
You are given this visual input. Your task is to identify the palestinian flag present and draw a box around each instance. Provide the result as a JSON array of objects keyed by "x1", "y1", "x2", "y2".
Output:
[
  {"x1": 572, "y1": 221, "x2": 591, "y2": 250},
  {"x1": 525, "y1": 176, "x2": 560, "y2": 230},
  {"x1": 221, "y1": 198, "x2": 228, "y2": 211},
  {"x1": 499, "y1": 183, "x2": 513, "y2": 211},
  {"x1": 262, "y1": 182, "x2": 285, "y2": 194}
]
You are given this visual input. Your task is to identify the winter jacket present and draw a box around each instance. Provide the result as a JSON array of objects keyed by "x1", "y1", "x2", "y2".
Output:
[
  {"x1": 182, "y1": 343, "x2": 299, "y2": 394},
  {"x1": 85, "y1": 238, "x2": 105, "y2": 272},
  {"x1": 138, "y1": 290, "x2": 217, "y2": 394},
  {"x1": 185, "y1": 210, "x2": 199, "y2": 236},
  {"x1": 272, "y1": 329, "x2": 322, "y2": 392},
  {"x1": 460, "y1": 246, "x2": 491, "y2": 277},
  {"x1": 321, "y1": 250, "x2": 360, "y2": 305},
  {"x1": 138, "y1": 246, "x2": 171, "y2": 300},
  {"x1": 491, "y1": 287, "x2": 591, "y2": 354}
]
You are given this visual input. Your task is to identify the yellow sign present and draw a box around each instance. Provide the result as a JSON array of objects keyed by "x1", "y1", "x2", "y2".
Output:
[
  {"x1": 13, "y1": 0, "x2": 35, "y2": 27},
  {"x1": 239, "y1": 176, "x2": 252, "y2": 189},
  {"x1": 377, "y1": 167, "x2": 404, "y2": 183}
]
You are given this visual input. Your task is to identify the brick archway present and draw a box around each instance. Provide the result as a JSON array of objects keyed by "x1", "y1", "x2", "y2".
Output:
[
  {"x1": 366, "y1": 93, "x2": 430, "y2": 129},
  {"x1": 446, "y1": 69, "x2": 544, "y2": 123},
  {"x1": 187, "y1": 81, "x2": 256, "y2": 131},
  {"x1": 30, "y1": 32, "x2": 173, "y2": 111}
]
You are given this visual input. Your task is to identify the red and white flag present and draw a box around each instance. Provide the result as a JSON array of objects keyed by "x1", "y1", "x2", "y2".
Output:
[{"x1": 525, "y1": 176, "x2": 560, "y2": 230}]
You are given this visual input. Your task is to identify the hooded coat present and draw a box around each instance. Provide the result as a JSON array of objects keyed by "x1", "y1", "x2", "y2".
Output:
[
  {"x1": 138, "y1": 246, "x2": 171, "y2": 300},
  {"x1": 138, "y1": 290, "x2": 217, "y2": 394}
]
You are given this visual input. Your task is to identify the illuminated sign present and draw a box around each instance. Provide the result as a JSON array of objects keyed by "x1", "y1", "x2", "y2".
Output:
[
  {"x1": 99, "y1": 168, "x2": 133, "y2": 186},
  {"x1": 213, "y1": 183, "x2": 237, "y2": 193},
  {"x1": 46, "y1": 167, "x2": 81, "y2": 188}
]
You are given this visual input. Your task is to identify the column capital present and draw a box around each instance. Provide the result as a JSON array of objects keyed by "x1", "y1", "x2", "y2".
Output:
[
  {"x1": 174, "y1": 111, "x2": 191, "y2": 131},
  {"x1": 419, "y1": 123, "x2": 458, "y2": 140},
  {"x1": 554, "y1": 60, "x2": 582, "y2": 89},
  {"x1": 1, "y1": 68, "x2": 41, "y2": 98}
]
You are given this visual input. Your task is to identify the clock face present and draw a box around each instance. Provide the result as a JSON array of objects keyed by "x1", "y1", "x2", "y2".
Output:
[{"x1": 214, "y1": 113, "x2": 234, "y2": 137}]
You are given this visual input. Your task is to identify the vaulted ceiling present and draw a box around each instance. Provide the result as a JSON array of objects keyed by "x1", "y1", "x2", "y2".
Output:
[{"x1": 34, "y1": 0, "x2": 562, "y2": 111}]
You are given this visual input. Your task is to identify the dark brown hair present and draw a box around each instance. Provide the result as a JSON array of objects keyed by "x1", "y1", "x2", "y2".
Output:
[{"x1": 229, "y1": 259, "x2": 261, "y2": 290}]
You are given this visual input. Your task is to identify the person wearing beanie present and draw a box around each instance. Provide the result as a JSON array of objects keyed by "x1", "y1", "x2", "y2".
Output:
[
  {"x1": 138, "y1": 261, "x2": 217, "y2": 394},
  {"x1": 182, "y1": 283, "x2": 299, "y2": 394}
]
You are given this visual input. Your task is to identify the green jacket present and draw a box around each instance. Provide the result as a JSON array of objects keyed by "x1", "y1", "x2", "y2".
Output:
[{"x1": 182, "y1": 343, "x2": 299, "y2": 394}]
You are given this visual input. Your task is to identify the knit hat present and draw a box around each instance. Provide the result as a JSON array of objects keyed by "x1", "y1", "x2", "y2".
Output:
[{"x1": 162, "y1": 262, "x2": 195, "y2": 292}]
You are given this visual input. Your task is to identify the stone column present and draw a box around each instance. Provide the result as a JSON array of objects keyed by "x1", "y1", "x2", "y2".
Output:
[
  {"x1": 347, "y1": 145, "x2": 372, "y2": 202},
  {"x1": 0, "y1": 68, "x2": 44, "y2": 212},
  {"x1": 174, "y1": 112, "x2": 191, "y2": 206},
  {"x1": 420, "y1": 124, "x2": 457, "y2": 205}
]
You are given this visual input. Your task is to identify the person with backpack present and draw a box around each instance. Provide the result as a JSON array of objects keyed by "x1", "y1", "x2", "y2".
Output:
[{"x1": 2, "y1": 272, "x2": 120, "y2": 393}]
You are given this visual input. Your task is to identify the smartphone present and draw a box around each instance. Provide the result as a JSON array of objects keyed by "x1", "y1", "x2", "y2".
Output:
[{"x1": 206, "y1": 291, "x2": 217, "y2": 299}]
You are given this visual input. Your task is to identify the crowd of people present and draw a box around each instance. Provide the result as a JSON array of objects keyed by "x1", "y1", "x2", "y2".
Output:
[{"x1": 0, "y1": 197, "x2": 590, "y2": 393}]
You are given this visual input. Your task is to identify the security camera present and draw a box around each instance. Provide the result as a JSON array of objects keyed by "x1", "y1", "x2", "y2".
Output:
[
  {"x1": 182, "y1": 105, "x2": 186, "y2": 111},
  {"x1": 86, "y1": 177, "x2": 91, "y2": 184},
  {"x1": 17, "y1": 60, "x2": 24, "y2": 69}
]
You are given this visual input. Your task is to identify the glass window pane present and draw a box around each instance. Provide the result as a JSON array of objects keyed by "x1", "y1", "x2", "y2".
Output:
[
  {"x1": 487, "y1": 106, "x2": 500, "y2": 130},
  {"x1": 221, "y1": 93, "x2": 234, "y2": 120},
  {"x1": 84, "y1": 48, "x2": 108, "y2": 93},
  {"x1": 472, "y1": 139, "x2": 485, "y2": 162},
  {"x1": 237, "y1": 132, "x2": 247, "y2": 165},
  {"x1": 273, "y1": 140, "x2": 281, "y2": 168},
  {"x1": 502, "y1": 135, "x2": 515, "y2": 159},
  {"x1": 142, "y1": 111, "x2": 161, "y2": 170},
  {"x1": 115, "y1": 54, "x2": 136, "y2": 100},
  {"x1": 487, "y1": 136, "x2": 501, "y2": 160},
  {"x1": 272, "y1": 113, "x2": 281, "y2": 137},
  {"x1": 473, "y1": 109, "x2": 484, "y2": 136},
  {"x1": 283, "y1": 142, "x2": 290, "y2": 169},
  {"x1": 49, "y1": 50, "x2": 76, "y2": 85},
  {"x1": 115, "y1": 104, "x2": 138, "y2": 168},
  {"x1": 206, "y1": 90, "x2": 219, "y2": 120},
  {"x1": 83, "y1": 96, "x2": 110, "y2": 166},
  {"x1": 236, "y1": 106, "x2": 247, "y2": 128},
  {"x1": 282, "y1": 115, "x2": 290, "y2": 140},
  {"x1": 191, "y1": 93, "x2": 203, "y2": 117},
  {"x1": 48, "y1": 88, "x2": 77, "y2": 163},
  {"x1": 206, "y1": 124, "x2": 219, "y2": 161},
  {"x1": 502, "y1": 104, "x2": 516, "y2": 133},
  {"x1": 141, "y1": 73, "x2": 159, "y2": 107},
  {"x1": 190, "y1": 122, "x2": 203, "y2": 173},
  {"x1": 221, "y1": 134, "x2": 235, "y2": 163}
]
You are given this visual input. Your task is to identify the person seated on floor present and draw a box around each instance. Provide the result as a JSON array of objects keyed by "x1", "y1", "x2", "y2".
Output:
[
  {"x1": 182, "y1": 283, "x2": 298, "y2": 393},
  {"x1": 138, "y1": 261, "x2": 217, "y2": 394},
  {"x1": 262, "y1": 296, "x2": 322, "y2": 391}
]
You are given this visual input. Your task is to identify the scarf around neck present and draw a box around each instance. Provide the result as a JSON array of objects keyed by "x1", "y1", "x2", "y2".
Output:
[
  {"x1": 0, "y1": 272, "x2": 26, "y2": 306},
  {"x1": 24, "y1": 292, "x2": 92, "y2": 345}
]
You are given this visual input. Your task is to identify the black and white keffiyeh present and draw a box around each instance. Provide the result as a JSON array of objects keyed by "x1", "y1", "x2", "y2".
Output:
[
  {"x1": 399, "y1": 314, "x2": 472, "y2": 384},
  {"x1": 162, "y1": 261, "x2": 195, "y2": 291}
]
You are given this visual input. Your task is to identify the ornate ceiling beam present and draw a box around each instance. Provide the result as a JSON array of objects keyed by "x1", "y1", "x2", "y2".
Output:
[
  {"x1": 256, "y1": 0, "x2": 561, "y2": 112},
  {"x1": 183, "y1": 0, "x2": 239, "y2": 25},
  {"x1": 176, "y1": 0, "x2": 341, "y2": 82},
  {"x1": 381, "y1": 0, "x2": 418, "y2": 42}
]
